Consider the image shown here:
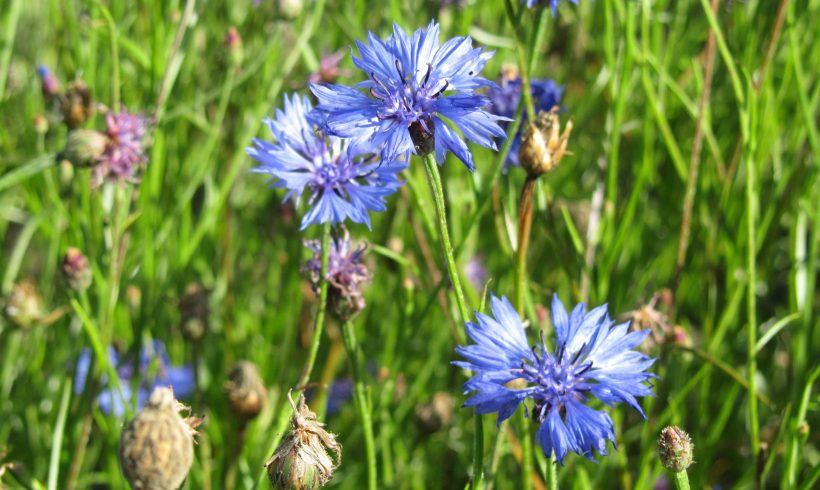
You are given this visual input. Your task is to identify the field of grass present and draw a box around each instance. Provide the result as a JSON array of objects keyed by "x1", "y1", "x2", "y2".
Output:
[{"x1": 0, "y1": 0, "x2": 818, "y2": 489}]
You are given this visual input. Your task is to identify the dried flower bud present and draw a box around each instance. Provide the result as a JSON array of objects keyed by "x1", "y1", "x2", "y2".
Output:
[
  {"x1": 518, "y1": 107, "x2": 572, "y2": 177},
  {"x1": 60, "y1": 130, "x2": 107, "y2": 168},
  {"x1": 60, "y1": 247, "x2": 92, "y2": 292},
  {"x1": 179, "y1": 282, "x2": 209, "y2": 342},
  {"x1": 658, "y1": 426, "x2": 694, "y2": 472},
  {"x1": 414, "y1": 392, "x2": 455, "y2": 434},
  {"x1": 60, "y1": 80, "x2": 94, "y2": 129},
  {"x1": 408, "y1": 116, "x2": 435, "y2": 156},
  {"x1": 119, "y1": 387, "x2": 201, "y2": 490},
  {"x1": 225, "y1": 361, "x2": 267, "y2": 421},
  {"x1": 3, "y1": 280, "x2": 43, "y2": 328},
  {"x1": 265, "y1": 392, "x2": 341, "y2": 489}
]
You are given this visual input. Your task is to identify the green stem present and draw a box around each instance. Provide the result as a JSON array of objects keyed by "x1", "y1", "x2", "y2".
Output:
[
  {"x1": 419, "y1": 153, "x2": 481, "y2": 487},
  {"x1": 94, "y1": 0, "x2": 120, "y2": 111},
  {"x1": 503, "y1": 0, "x2": 536, "y2": 121},
  {"x1": 341, "y1": 320, "x2": 377, "y2": 490},
  {"x1": 669, "y1": 469, "x2": 691, "y2": 490},
  {"x1": 744, "y1": 153, "x2": 759, "y2": 456},
  {"x1": 297, "y1": 220, "x2": 332, "y2": 388},
  {"x1": 547, "y1": 460, "x2": 558, "y2": 489}
]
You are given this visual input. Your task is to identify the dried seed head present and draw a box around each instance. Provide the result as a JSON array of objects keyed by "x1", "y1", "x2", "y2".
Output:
[
  {"x1": 61, "y1": 247, "x2": 92, "y2": 292},
  {"x1": 265, "y1": 392, "x2": 341, "y2": 489},
  {"x1": 518, "y1": 107, "x2": 573, "y2": 177},
  {"x1": 119, "y1": 387, "x2": 200, "y2": 490},
  {"x1": 2, "y1": 280, "x2": 43, "y2": 329},
  {"x1": 60, "y1": 130, "x2": 108, "y2": 168},
  {"x1": 658, "y1": 426, "x2": 694, "y2": 472},
  {"x1": 414, "y1": 392, "x2": 455, "y2": 435},
  {"x1": 60, "y1": 80, "x2": 94, "y2": 129},
  {"x1": 179, "y1": 282, "x2": 209, "y2": 342},
  {"x1": 225, "y1": 361, "x2": 267, "y2": 421}
]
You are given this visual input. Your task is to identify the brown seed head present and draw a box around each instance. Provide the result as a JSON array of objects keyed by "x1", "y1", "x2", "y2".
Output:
[
  {"x1": 264, "y1": 392, "x2": 341, "y2": 489},
  {"x1": 3, "y1": 280, "x2": 43, "y2": 329},
  {"x1": 225, "y1": 361, "x2": 268, "y2": 421},
  {"x1": 119, "y1": 387, "x2": 200, "y2": 490},
  {"x1": 518, "y1": 107, "x2": 573, "y2": 177},
  {"x1": 179, "y1": 282, "x2": 209, "y2": 342},
  {"x1": 60, "y1": 80, "x2": 94, "y2": 129}
]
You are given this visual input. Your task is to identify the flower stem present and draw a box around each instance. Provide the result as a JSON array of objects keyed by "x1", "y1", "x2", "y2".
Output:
[
  {"x1": 298, "y1": 220, "x2": 332, "y2": 388},
  {"x1": 341, "y1": 320, "x2": 377, "y2": 490},
  {"x1": 514, "y1": 176, "x2": 537, "y2": 315},
  {"x1": 547, "y1": 460, "x2": 558, "y2": 489},
  {"x1": 420, "y1": 153, "x2": 482, "y2": 487},
  {"x1": 668, "y1": 470, "x2": 691, "y2": 490}
]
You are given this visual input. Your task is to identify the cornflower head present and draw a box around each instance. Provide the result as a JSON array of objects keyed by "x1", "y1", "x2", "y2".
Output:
[
  {"x1": 454, "y1": 294, "x2": 656, "y2": 464},
  {"x1": 91, "y1": 110, "x2": 151, "y2": 186},
  {"x1": 523, "y1": 0, "x2": 579, "y2": 14},
  {"x1": 303, "y1": 229, "x2": 371, "y2": 321},
  {"x1": 311, "y1": 21, "x2": 507, "y2": 171},
  {"x1": 74, "y1": 340, "x2": 195, "y2": 416},
  {"x1": 487, "y1": 66, "x2": 564, "y2": 170},
  {"x1": 248, "y1": 93, "x2": 403, "y2": 230}
]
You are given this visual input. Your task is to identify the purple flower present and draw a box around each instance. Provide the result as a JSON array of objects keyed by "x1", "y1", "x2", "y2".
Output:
[
  {"x1": 311, "y1": 21, "x2": 507, "y2": 171},
  {"x1": 487, "y1": 68, "x2": 564, "y2": 169},
  {"x1": 74, "y1": 340, "x2": 195, "y2": 417},
  {"x1": 37, "y1": 65, "x2": 61, "y2": 98},
  {"x1": 454, "y1": 294, "x2": 656, "y2": 463},
  {"x1": 92, "y1": 111, "x2": 150, "y2": 185},
  {"x1": 247, "y1": 93, "x2": 403, "y2": 230},
  {"x1": 304, "y1": 229, "x2": 371, "y2": 320},
  {"x1": 523, "y1": 0, "x2": 579, "y2": 14}
]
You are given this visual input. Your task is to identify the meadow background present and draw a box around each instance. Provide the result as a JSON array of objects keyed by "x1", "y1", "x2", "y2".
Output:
[{"x1": 0, "y1": 0, "x2": 818, "y2": 489}]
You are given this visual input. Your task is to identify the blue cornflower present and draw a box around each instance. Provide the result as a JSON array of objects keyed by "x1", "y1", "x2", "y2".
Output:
[
  {"x1": 487, "y1": 67, "x2": 564, "y2": 169},
  {"x1": 454, "y1": 294, "x2": 656, "y2": 463},
  {"x1": 523, "y1": 0, "x2": 579, "y2": 15},
  {"x1": 248, "y1": 93, "x2": 403, "y2": 230},
  {"x1": 74, "y1": 340, "x2": 195, "y2": 416},
  {"x1": 310, "y1": 21, "x2": 507, "y2": 171}
]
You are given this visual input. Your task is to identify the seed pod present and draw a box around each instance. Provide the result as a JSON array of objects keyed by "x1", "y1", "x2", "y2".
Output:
[
  {"x1": 658, "y1": 426, "x2": 694, "y2": 472},
  {"x1": 119, "y1": 387, "x2": 200, "y2": 490},
  {"x1": 265, "y1": 392, "x2": 341, "y2": 489},
  {"x1": 179, "y1": 282, "x2": 209, "y2": 342},
  {"x1": 2, "y1": 280, "x2": 43, "y2": 329},
  {"x1": 60, "y1": 80, "x2": 94, "y2": 129},
  {"x1": 225, "y1": 361, "x2": 267, "y2": 421},
  {"x1": 518, "y1": 107, "x2": 573, "y2": 177},
  {"x1": 60, "y1": 247, "x2": 92, "y2": 292}
]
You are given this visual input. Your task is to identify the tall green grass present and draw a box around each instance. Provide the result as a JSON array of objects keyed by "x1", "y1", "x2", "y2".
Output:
[{"x1": 0, "y1": 0, "x2": 817, "y2": 488}]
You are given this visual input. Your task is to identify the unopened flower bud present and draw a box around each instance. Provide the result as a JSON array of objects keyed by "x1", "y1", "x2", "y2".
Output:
[
  {"x1": 265, "y1": 392, "x2": 341, "y2": 489},
  {"x1": 60, "y1": 130, "x2": 107, "y2": 168},
  {"x1": 33, "y1": 114, "x2": 49, "y2": 135},
  {"x1": 119, "y1": 387, "x2": 201, "y2": 490},
  {"x1": 518, "y1": 107, "x2": 572, "y2": 177},
  {"x1": 225, "y1": 361, "x2": 267, "y2": 421},
  {"x1": 277, "y1": 0, "x2": 304, "y2": 19},
  {"x1": 414, "y1": 392, "x2": 455, "y2": 435},
  {"x1": 225, "y1": 27, "x2": 244, "y2": 67},
  {"x1": 179, "y1": 282, "x2": 209, "y2": 342},
  {"x1": 60, "y1": 80, "x2": 94, "y2": 129},
  {"x1": 37, "y1": 65, "x2": 61, "y2": 101},
  {"x1": 658, "y1": 426, "x2": 694, "y2": 472},
  {"x1": 3, "y1": 280, "x2": 43, "y2": 328},
  {"x1": 61, "y1": 247, "x2": 92, "y2": 292}
]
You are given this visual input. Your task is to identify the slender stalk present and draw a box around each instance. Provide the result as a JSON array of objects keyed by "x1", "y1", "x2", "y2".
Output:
[
  {"x1": 503, "y1": 0, "x2": 536, "y2": 121},
  {"x1": 341, "y1": 320, "x2": 377, "y2": 490},
  {"x1": 547, "y1": 460, "x2": 558, "y2": 489},
  {"x1": 419, "y1": 153, "x2": 481, "y2": 487},
  {"x1": 298, "y1": 220, "x2": 332, "y2": 388},
  {"x1": 514, "y1": 176, "x2": 537, "y2": 314},
  {"x1": 745, "y1": 155, "x2": 759, "y2": 456},
  {"x1": 668, "y1": 470, "x2": 691, "y2": 490}
]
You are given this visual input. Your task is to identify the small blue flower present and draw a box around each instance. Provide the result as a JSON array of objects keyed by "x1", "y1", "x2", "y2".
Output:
[
  {"x1": 248, "y1": 93, "x2": 403, "y2": 230},
  {"x1": 74, "y1": 340, "x2": 195, "y2": 417},
  {"x1": 454, "y1": 294, "x2": 656, "y2": 463},
  {"x1": 487, "y1": 68, "x2": 564, "y2": 169},
  {"x1": 523, "y1": 0, "x2": 579, "y2": 15},
  {"x1": 310, "y1": 21, "x2": 507, "y2": 171}
]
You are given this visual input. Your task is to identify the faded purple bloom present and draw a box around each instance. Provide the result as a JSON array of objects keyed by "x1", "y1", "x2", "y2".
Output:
[
  {"x1": 487, "y1": 67, "x2": 564, "y2": 169},
  {"x1": 92, "y1": 111, "x2": 150, "y2": 185},
  {"x1": 311, "y1": 21, "x2": 507, "y2": 171},
  {"x1": 74, "y1": 340, "x2": 194, "y2": 417},
  {"x1": 37, "y1": 65, "x2": 61, "y2": 98},
  {"x1": 465, "y1": 255, "x2": 488, "y2": 291},
  {"x1": 309, "y1": 50, "x2": 351, "y2": 85},
  {"x1": 304, "y1": 229, "x2": 371, "y2": 320},
  {"x1": 454, "y1": 294, "x2": 656, "y2": 463}
]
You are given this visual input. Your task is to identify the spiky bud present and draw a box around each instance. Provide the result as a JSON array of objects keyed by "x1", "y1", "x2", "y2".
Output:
[
  {"x1": 179, "y1": 282, "x2": 209, "y2": 342},
  {"x1": 60, "y1": 130, "x2": 107, "y2": 168},
  {"x1": 60, "y1": 80, "x2": 94, "y2": 129},
  {"x1": 60, "y1": 247, "x2": 92, "y2": 292},
  {"x1": 119, "y1": 387, "x2": 201, "y2": 490},
  {"x1": 2, "y1": 281, "x2": 43, "y2": 328},
  {"x1": 225, "y1": 361, "x2": 267, "y2": 421},
  {"x1": 518, "y1": 107, "x2": 572, "y2": 177},
  {"x1": 265, "y1": 392, "x2": 341, "y2": 489},
  {"x1": 658, "y1": 426, "x2": 694, "y2": 472}
]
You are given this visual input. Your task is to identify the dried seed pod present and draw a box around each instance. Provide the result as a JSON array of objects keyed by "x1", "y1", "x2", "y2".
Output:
[
  {"x1": 225, "y1": 361, "x2": 267, "y2": 421},
  {"x1": 2, "y1": 280, "x2": 43, "y2": 329},
  {"x1": 518, "y1": 107, "x2": 573, "y2": 177},
  {"x1": 60, "y1": 80, "x2": 94, "y2": 129},
  {"x1": 179, "y1": 282, "x2": 209, "y2": 342},
  {"x1": 265, "y1": 392, "x2": 341, "y2": 489},
  {"x1": 119, "y1": 387, "x2": 200, "y2": 490}
]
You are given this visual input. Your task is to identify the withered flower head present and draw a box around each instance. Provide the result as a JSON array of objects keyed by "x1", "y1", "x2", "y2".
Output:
[
  {"x1": 60, "y1": 80, "x2": 94, "y2": 129},
  {"x1": 2, "y1": 280, "x2": 43, "y2": 329},
  {"x1": 60, "y1": 247, "x2": 93, "y2": 292},
  {"x1": 119, "y1": 387, "x2": 201, "y2": 490},
  {"x1": 518, "y1": 107, "x2": 573, "y2": 177},
  {"x1": 265, "y1": 391, "x2": 341, "y2": 489},
  {"x1": 225, "y1": 361, "x2": 267, "y2": 421}
]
